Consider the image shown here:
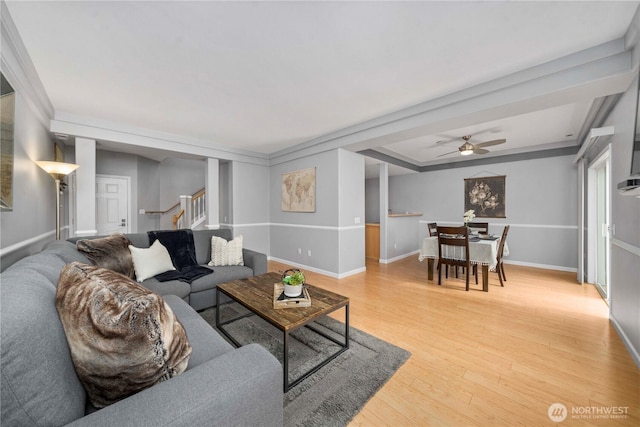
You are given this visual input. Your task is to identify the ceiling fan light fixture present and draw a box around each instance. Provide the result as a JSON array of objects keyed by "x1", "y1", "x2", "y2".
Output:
[{"x1": 459, "y1": 143, "x2": 474, "y2": 156}]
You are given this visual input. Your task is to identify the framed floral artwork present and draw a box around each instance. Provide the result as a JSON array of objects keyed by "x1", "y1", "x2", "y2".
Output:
[{"x1": 464, "y1": 175, "x2": 506, "y2": 218}]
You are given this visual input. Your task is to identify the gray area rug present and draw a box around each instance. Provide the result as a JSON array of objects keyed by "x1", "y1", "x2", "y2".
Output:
[{"x1": 200, "y1": 303, "x2": 410, "y2": 427}]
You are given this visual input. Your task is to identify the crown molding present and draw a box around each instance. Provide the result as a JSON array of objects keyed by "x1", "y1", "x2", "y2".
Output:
[{"x1": 0, "y1": 1, "x2": 54, "y2": 128}]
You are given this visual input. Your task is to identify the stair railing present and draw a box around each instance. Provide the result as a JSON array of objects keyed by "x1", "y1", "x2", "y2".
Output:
[{"x1": 144, "y1": 187, "x2": 206, "y2": 230}]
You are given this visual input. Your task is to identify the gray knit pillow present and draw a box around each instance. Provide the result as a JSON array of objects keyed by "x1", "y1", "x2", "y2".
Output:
[{"x1": 56, "y1": 262, "x2": 192, "y2": 408}]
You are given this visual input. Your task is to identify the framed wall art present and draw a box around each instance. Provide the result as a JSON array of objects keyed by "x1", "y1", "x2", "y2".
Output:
[
  {"x1": 464, "y1": 175, "x2": 506, "y2": 218},
  {"x1": 281, "y1": 167, "x2": 316, "y2": 212},
  {"x1": 1, "y1": 72, "x2": 15, "y2": 211}
]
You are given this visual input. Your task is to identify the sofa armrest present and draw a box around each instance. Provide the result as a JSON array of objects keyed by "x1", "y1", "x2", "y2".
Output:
[
  {"x1": 66, "y1": 344, "x2": 283, "y2": 427},
  {"x1": 243, "y1": 248, "x2": 267, "y2": 275}
]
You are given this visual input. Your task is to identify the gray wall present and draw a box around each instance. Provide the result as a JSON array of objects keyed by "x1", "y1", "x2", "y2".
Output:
[
  {"x1": 365, "y1": 177, "x2": 380, "y2": 223},
  {"x1": 95, "y1": 152, "x2": 209, "y2": 233},
  {"x1": 337, "y1": 149, "x2": 365, "y2": 274},
  {"x1": 0, "y1": 81, "x2": 57, "y2": 270},
  {"x1": 137, "y1": 156, "x2": 160, "y2": 232},
  {"x1": 388, "y1": 155, "x2": 579, "y2": 270},
  {"x1": 228, "y1": 161, "x2": 270, "y2": 255},
  {"x1": 270, "y1": 148, "x2": 365, "y2": 277},
  {"x1": 588, "y1": 72, "x2": 640, "y2": 366},
  {"x1": 158, "y1": 157, "x2": 205, "y2": 229}
]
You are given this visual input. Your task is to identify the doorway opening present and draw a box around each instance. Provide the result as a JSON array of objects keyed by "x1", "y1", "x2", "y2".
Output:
[{"x1": 587, "y1": 146, "x2": 611, "y2": 304}]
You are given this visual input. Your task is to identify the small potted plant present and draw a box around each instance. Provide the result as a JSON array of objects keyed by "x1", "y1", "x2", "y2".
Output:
[{"x1": 282, "y1": 269, "x2": 305, "y2": 297}]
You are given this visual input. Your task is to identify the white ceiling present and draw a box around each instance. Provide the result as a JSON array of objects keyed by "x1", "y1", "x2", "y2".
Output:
[{"x1": 5, "y1": 1, "x2": 640, "y2": 176}]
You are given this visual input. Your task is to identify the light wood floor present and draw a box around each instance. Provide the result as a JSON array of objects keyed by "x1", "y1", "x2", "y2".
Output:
[{"x1": 269, "y1": 258, "x2": 640, "y2": 426}]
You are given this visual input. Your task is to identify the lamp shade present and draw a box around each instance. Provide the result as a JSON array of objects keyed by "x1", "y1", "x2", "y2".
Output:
[{"x1": 36, "y1": 161, "x2": 79, "y2": 177}]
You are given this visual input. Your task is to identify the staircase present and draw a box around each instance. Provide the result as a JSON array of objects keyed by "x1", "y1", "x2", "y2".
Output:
[
  {"x1": 145, "y1": 188, "x2": 206, "y2": 230},
  {"x1": 174, "y1": 189, "x2": 207, "y2": 230}
]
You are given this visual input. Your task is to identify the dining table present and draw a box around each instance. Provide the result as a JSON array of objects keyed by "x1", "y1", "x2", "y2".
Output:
[{"x1": 418, "y1": 235, "x2": 509, "y2": 291}]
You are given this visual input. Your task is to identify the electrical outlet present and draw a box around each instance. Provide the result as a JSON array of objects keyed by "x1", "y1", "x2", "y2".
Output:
[
  {"x1": 307, "y1": 250, "x2": 311, "y2": 257},
  {"x1": 139, "y1": 209, "x2": 146, "y2": 214},
  {"x1": 354, "y1": 216, "x2": 361, "y2": 224},
  {"x1": 297, "y1": 248, "x2": 302, "y2": 255}
]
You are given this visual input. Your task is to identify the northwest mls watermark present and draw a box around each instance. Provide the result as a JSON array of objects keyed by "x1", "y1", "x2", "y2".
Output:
[{"x1": 548, "y1": 403, "x2": 630, "y2": 422}]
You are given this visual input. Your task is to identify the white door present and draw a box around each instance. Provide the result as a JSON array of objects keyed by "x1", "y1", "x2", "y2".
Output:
[
  {"x1": 595, "y1": 161, "x2": 609, "y2": 301},
  {"x1": 587, "y1": 147, "x2": 610, "y2": 303},
  {"x1": 96, "y1": 175, "x2": 130, "y2": 235}
]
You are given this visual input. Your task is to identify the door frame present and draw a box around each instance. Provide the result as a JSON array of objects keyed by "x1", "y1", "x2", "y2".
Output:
[
  {"x1": 587, "y1": 144, "x2": 611, "y2": 302},
  {"x1": 96, "y1": 174, "x2": 132, "y2": 234}
]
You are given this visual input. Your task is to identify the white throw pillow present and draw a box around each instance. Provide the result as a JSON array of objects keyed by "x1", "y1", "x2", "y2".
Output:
[
  {"x1": 208, "y1": 235, "x2": 244, "y2": 266},
  {"x1": 129, "y1": 240, "x2": 176, "y2": 282}
]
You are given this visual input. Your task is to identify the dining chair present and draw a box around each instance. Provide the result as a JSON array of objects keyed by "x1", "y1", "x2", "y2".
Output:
[
  {"x1": 495, "y1": 225, "x2": 510, "y2": 286},
  {"x1": 472, "y1": 224, "x2": 510, "y2": 285},
  {"x1": 427, "y1": 222, "x2": 438, "y2": 237},
  {"x1": 436, "y1": 225, "x2": 471, "y2": 291},
  {"x1": 467, "y1": 222, "x2": 489, "y2": 234},
  {"x1": 467, "y1": 221, "x2": 488, "y2": 280}
]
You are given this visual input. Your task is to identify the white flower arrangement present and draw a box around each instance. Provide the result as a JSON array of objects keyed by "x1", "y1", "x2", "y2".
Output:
[{"x1": 463, "y1": 209, "x2": 475, "y2": 225}]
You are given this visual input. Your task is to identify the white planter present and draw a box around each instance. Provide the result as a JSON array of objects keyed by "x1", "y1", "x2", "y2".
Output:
[{"x1": 284, "y1": 284, "x2": 302, "y2": 297}]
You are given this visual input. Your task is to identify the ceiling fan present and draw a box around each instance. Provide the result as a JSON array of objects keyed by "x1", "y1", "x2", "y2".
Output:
[{"x1": 437, "y1": 135, "x2": 506, "y2": 157}]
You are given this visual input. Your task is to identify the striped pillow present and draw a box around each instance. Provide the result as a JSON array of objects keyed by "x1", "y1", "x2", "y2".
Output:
[{"x1": 208, "y1": 235, "x2": 244, "y2": 266}]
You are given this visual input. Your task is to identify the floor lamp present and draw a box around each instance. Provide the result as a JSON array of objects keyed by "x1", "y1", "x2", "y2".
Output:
[{"x1": 36, "y1": 161, "x2": 79, "y2": 240}]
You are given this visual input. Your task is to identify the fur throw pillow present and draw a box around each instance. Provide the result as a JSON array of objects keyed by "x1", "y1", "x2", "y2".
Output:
[
  {"x1": 56, "y1": 262, "x2": 192, "y2": 408},
  {"x1": 76, "y1": 234, "x2": 135, "y2": 279}
]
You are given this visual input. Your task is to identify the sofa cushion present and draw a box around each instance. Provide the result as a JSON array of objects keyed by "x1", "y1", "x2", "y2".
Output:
[
  {"x1": 44, "y1": 240, "x2": 92, "y2": 264},
  {"x1": 209, "y1": 235, "x2": 244, "y2": 266},
  {"x1": 5, "y1": 251, "x2": 67, "y2": 285},
  {"x1": 163, "y1": 295, "x2": 234, "y2": 369},
  {"x1": 192, "y1": 228, "x2": 233, "y2": 264},
  {"x1": 123, "y1": 232, "x2": 150, "y2": 248},
  {"x1": 190, "y1": 265, "x2": 254, "y2": 293},
  {"x1": 1, "y1": 268, "x2": 87, "y2": 426},
  {"x1": 76, "y1": 233, "x2": 136, "y2": 279},
  {"x1": 56, "y1": 262, "x2": 192, "y2": 408},
  {"x1": 129, "y1": 239, "x2": 176, "y2": 282},
  {"x1": 140, "y1": 277, "x2": 192, "y2": 300}
]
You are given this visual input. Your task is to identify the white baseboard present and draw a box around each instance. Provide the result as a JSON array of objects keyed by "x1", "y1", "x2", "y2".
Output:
[
  {"x1": 268, "y1": 256, "x2": 366, "y2": 279},
  {"x1": 610, "y1": 314, "x2": 640, "y2": 370},
  {"x1": 380, "y1": 250, "x2": 420, "y2": 264},
  {"x1": 503, "y1": 259, "x2": 577, "y2": 273},
  {"x1": 75, "y1": 229, "x2": 98, "y2": 237}
]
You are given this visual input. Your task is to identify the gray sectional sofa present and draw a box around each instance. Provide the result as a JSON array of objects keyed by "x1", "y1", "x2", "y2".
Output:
[
  {"x1": 1, "y1": 229, "x2": 283, "y2": 426},
  {"x1": 69, "y1": 228, "x2": 268, "y2": 310}
]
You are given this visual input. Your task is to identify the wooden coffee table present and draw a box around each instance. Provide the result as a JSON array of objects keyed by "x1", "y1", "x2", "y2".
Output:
[{"x1": 215, "y1": 272, "x2": 350, "y2": 392}]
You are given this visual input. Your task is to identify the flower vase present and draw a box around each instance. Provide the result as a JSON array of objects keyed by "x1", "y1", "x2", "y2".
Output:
[{"x1": 284, "y1": 284, "x2": 302, "y2": 297}]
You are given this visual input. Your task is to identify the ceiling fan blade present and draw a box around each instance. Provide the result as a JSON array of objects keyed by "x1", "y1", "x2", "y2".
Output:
[
  {"x1": 425, "y1": 138, "x2": 458, "y2": 149},
  {"x1": 474, "y1": 138, "x2": 506, "y2": 148},
  {"x1": 437, "y1": 150, "x2": 459, "y2": 157},
  {"x1": 473, "y1": 148, "x2": 489, "y2": 155}
]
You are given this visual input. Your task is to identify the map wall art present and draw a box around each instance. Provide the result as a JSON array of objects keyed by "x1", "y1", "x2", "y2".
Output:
[{"x1": 281, "y1": 167, "x2": 316, "y2": 212}]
